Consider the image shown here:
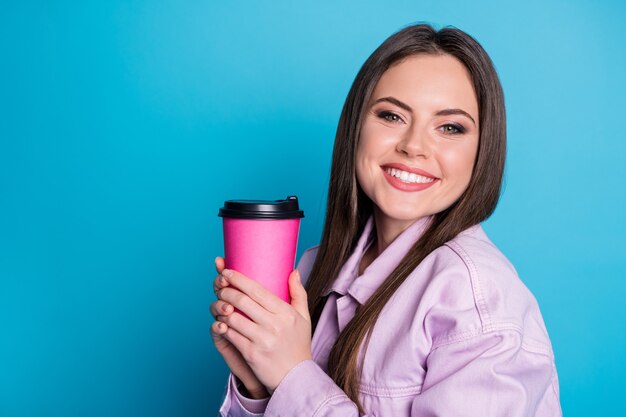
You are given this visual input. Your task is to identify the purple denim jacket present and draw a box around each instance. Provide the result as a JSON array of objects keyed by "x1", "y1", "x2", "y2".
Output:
[{"x1": 218, "y1": 215, "x2": 562, "y2": 416}]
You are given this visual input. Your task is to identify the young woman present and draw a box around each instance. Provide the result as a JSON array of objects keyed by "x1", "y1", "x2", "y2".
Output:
[{"x1": 212, "y1": 23, "x2": 561, "y2": 416}]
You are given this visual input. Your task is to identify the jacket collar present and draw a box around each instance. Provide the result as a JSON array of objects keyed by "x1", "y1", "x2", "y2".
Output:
[{"x1": 322, "y1": 213, "x2": 433, "y2": 305}]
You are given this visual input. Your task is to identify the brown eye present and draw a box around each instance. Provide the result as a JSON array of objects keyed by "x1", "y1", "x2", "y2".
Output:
[
  {"x1": 377, "y1": 111, "x2": 404, "y2": 124},
  {"x1": 441, "y1": 123, "x2": 465, "y2": 134}
]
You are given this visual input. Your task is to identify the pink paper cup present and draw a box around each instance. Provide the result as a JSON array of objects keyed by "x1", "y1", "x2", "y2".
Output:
[{"x1": 218, "y1": 196, "x2": 304, "y2": 318}]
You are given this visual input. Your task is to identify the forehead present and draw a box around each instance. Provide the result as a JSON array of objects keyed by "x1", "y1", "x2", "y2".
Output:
[{"x1": 372, "y1": 53, "x2": 478, "y2": 118}]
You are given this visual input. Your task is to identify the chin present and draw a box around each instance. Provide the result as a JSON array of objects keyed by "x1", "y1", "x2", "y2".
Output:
[{"x1": 377, "y1": 201, "x2": 427, "y2": 223}]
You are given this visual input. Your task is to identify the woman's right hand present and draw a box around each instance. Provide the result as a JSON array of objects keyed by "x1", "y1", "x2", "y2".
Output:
[{"x1": 210, "y1": 256, "x2": 270, "y2": 400}]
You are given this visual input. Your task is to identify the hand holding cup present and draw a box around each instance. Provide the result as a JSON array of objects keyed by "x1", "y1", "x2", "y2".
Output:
[
  {"x1": 210, "y1": 256, "x2": 269, "y2": 399},
  {"x1": 214, "y1": 264, "x2": 312, "y2": 394}
]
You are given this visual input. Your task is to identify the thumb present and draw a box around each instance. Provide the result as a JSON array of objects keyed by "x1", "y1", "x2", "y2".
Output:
[{"x1": 289, "y1": 269, "x2": 309, "y2": 320}]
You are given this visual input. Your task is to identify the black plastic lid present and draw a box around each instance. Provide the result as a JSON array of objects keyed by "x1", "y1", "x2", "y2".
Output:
[{"x1": 218, "y1": 195, "x2": 304, "y2": 219}]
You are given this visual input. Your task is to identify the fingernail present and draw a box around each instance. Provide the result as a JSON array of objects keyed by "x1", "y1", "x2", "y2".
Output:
[
  {"x1": 220, "y1": 276, "x2": 227, "y2": 286},
  {"x1": 222, "y1": 303, "x2": 230, "y2": 312},
  {"x1": 222, "y1": 269, "x2": 233, "y2": 278},
  {"x1": 296, "y1": 269, "x2": 301, "y2": 282}
]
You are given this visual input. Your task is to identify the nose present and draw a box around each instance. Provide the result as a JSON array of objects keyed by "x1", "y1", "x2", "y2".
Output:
[{"x1": 396, "y1": 124, "x2": 431, "y2": 158}]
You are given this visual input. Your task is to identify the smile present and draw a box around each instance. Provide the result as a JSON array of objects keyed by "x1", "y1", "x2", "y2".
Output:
[
  {"x1": 383, "y1": 167, "x2": 435, "y2": 184},
  {"x1": 381, "y1": 166, "x2": 439, "y2": 192}
]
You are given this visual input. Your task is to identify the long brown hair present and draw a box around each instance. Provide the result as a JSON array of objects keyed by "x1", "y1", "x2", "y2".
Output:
[{"x1": 304, "y1": 23, "x2": 506, "y2": 414}]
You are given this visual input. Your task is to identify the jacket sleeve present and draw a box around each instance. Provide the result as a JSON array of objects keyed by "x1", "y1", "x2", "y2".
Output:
[
  {"x1": 218, "y1": 373, "x2": 270, "y2": 417},
  {"x1": 410, "y1": 330, "x2": 562, "y2": 417},
  {"x1": 226, "y1": 359, "x2": 402, "y2": 417},
  {"x1": 260, "y1": 331, "x2": 561, "y2": 417},
  {"x1": 262, "y1": 359, "x2": 364, "y2": 416}
]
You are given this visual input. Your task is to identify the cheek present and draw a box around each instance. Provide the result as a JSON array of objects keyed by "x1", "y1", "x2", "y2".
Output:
[
  {"x1": 355, "y1": 132, "x2": 390, "y2": 202},
  {"x1": 439, "y1": 141, "x2": 478, "y2": 187},
  {"x1": 356, "y1": 133, "x2": 379, "y2": 177},
  {"x1": 355, "y1": 143, "x2": 372, "y2": 192}
]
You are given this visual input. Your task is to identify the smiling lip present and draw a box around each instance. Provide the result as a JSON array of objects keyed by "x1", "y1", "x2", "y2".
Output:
[
  {"x1": 381, "y1": 163, "x2": 438, "y2": 179},
  {"x1": 380, "y1": 163, "x2": 439, "y2": 192}
]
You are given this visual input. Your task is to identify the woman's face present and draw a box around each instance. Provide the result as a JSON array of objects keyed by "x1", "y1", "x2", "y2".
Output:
[{"x1": 356, "y1": 53, "x2": 480, "y2": 232}]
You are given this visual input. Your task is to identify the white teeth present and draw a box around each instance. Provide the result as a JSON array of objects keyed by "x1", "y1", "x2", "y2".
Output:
[{"x1": 385, "y1": 167, "x2": 435, "y2": 184}]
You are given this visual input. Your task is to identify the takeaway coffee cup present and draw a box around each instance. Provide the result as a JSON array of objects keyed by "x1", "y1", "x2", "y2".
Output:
[{"x1": 218, "y1": 196, "x2": 304, "y2": 305}]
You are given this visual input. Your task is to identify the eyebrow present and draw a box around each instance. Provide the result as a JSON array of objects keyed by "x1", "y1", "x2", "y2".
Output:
[{"x1": 372, "y1": 96, "x2": 477, "y2": 127}]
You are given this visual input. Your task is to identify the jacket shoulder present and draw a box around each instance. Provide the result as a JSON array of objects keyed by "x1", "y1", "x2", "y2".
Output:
[{"x1": 440, "y1": 225, "x2": 553, "y2": 353}]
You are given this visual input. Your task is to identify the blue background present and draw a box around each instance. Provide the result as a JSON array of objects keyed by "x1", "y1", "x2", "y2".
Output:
[{"x1": 1, "y1": 1, "x2": 625, "y2": 415}]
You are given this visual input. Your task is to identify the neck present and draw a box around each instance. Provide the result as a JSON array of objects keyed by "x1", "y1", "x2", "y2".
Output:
[
  {"x1": 371, "y1": 208, "x2": 421, "y2": 256},
  {"x1": 358, "y1": 209, "x2": 429, "y2": 276}
]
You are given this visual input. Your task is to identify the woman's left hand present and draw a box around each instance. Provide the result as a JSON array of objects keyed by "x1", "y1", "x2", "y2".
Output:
[{"x1": 215, "y1": 268, "x2": 312, "y2": 395}]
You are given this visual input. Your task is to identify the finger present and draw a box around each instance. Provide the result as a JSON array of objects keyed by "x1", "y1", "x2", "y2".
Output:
[
  {"x1": 213, "y1": 274, "x2": 229, "y2": 294},
  {"x1": 221, "y1": 269, "x2": 282, "y2": 313},
  {"x1": 210, "y1": 300, "x2": 234, "y2": 319},
  {"x1": 209, "y1": 325, "x2": 264, "y2": 393},
  {"x1": 215, "y1": 256, "x2": 225, "y2": 274},
  {"x1": 289, "y1": 269, "x2": 310, "y2": 321},
  {"x1": 217, "y1": 312, "x2": 263, "y2": 342},
  {"x1": 218, "y1": 320, "x2": 253, "y2": 358},
  {"x1": 217, "y1": 287, "x2": 273, "y2": 326},
  {"x1": 210, "y1": 320, "x2": 228, "y2": 344}
]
